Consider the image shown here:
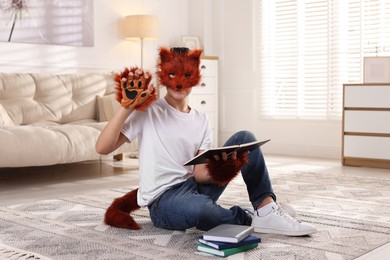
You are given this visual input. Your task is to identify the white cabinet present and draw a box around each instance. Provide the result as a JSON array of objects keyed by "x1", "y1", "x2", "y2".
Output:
[
  {"x1": 342, "y1": 84, "x2": 390, "y2": 169},
  {"x1": 188, "y1": 57, "x2": 219, "y2": 147}
]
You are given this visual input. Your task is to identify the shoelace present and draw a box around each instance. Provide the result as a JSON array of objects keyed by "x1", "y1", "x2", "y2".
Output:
[{"x1": 272, "y1": 203, "x2": 299, "y2": 222}]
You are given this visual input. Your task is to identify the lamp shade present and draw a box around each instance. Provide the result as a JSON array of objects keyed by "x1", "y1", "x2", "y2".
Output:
[{"x1": 123, "y1": 15, "x2": 159, "y2": 40}]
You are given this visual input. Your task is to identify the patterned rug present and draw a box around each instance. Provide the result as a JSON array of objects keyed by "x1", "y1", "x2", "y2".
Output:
[{"x1": 1, "y1": 169, "x2": 390, "y2": 260}]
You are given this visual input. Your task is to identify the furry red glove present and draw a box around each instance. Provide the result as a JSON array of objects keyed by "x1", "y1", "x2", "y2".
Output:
[
  {"x1": 114, "y1": 67, "x2": 157, "y2": 110},
  {"x1": 206, "y1": 153, "x2": 249, "y2": 186}
]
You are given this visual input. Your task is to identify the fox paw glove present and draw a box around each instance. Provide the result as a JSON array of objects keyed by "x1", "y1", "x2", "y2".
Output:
[
  {"x1": 206, "y1": 153, "x2": 249, "y2": 186},
  {"x1": 115, "y1": 67, "x2": 157, "y2": 111}
]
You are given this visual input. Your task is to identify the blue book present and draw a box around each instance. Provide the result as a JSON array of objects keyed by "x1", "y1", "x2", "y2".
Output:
[{"x1": 199, "y1": 234, "x2": 261, "y2": 250}]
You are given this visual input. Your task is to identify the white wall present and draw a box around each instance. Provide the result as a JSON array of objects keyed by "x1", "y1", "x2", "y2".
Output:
[
  {"x1": 213, "y1": 0, "x2": 342, "y2": 159},
  {"x1": 0, "y1": 0, "x2": 190, "y2": 74}
]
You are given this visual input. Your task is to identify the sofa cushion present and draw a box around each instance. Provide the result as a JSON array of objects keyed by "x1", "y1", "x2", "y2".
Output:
[{"x1": 0, "y1": 73, "x2": 114, "y2": 125}]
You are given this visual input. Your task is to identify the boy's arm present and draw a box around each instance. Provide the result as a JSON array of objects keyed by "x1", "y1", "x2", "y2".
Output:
[
  {"x1": 97, "y1": 67, "x2": 157, "y2": 155},
  {"x1": 96, "y1": 106, "x2": 134, "y2": 155},
  {"x1": 193, "y1": 151, "x2": 211, "y2": 184}
]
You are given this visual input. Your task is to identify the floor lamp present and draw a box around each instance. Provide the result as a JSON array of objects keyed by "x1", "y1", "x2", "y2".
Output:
[
  {"x1": 114, "y1": 15, "x2": 158, "y2": 161},
  {"x1": 123, "y1": 15, "x2": 159, "y2": 69}
]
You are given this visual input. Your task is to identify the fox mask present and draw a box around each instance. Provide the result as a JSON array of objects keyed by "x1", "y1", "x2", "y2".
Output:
[{"x1": 157, "y1": 47, "x2": 203, "y2": 91}]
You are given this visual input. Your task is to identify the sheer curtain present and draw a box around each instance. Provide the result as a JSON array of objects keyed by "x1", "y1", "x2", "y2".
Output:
[{"x1": 256, "y1": 0, "x2": 390, "y2": 120}]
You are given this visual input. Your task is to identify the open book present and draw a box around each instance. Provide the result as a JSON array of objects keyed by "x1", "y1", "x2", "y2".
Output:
[{"x1": 184, "y1": 139, "x2": 270, "y2": 166}]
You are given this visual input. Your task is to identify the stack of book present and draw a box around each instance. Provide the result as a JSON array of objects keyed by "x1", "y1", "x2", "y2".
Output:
[{"x1": 197, "y1": 224, "x2": 261, "y2": 257}]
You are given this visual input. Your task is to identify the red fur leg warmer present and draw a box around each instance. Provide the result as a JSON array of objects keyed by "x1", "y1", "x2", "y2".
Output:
[
  {"x1": 104, "y1": 188, "x2": 142, "y2": 230},
  {"x1": 206, "y1": 153, "x2": 249, "y2": 186}
]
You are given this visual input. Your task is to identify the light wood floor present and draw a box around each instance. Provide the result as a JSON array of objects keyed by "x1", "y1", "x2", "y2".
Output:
[
  {"x1": 0, "y1": 157, "x2": 140, "y2": 207},
  {"x1": 0, "y1": 154, "x2": 389, "y2": 259}
]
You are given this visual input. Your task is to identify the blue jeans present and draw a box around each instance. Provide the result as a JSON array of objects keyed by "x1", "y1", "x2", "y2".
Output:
[{"x1": 148, "y1": 130, "x2": 276, "y2": 231}]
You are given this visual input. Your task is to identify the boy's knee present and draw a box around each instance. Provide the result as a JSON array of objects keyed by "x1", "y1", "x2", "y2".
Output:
[
  {"x1": 236, "y1": 130, "x2": 257, "y2": 143},
  {"x1": 224, "y1": 130, "x2": 258, "y2": 149}
]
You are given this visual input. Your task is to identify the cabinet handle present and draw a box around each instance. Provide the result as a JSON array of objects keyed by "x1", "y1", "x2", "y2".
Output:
[
  {"x1": 201, "y1": 65, "x2": 206, "y2": 69},
  {"x1": 201, "y1": 83, "x2": 206, "y2": 87},
  {"x1": 201, "y1": 100, "x2": 206, "y2": 105}
]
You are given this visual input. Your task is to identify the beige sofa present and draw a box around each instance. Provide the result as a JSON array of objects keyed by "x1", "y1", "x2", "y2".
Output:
[{"x1": 0, "y1": 72, "x2": 136, "y2": 168}]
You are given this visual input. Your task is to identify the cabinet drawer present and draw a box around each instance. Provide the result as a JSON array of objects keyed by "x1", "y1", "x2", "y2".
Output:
[
  {"x1": 200, "y1": 59, "x2": 217, "y2": 77},
  {"x1": 344, "y1": 111, "x2": 390, "y2": 134},
  {"x1": 192, "y1": 77, "x2": 215, "y2": 95},
  {"x1": 344, "y1": 85, "x2": 390, "y2": 108},
  {"x1": 189, "y1": 95, "x2": 214, "y2": 112},
  {"x1": 344, "y1": 135, "x2": 390, "y2": 160}
]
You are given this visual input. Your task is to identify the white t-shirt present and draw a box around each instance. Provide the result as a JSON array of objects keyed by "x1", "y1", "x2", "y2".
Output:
[{"x1": 121, "y1": 97, "x2": 212, "y2": 207}]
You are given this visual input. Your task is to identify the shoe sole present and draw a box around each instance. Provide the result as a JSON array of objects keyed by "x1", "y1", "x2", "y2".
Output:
[{"x1": 253, "y1": 227, "x2": 317, "y2": 236}]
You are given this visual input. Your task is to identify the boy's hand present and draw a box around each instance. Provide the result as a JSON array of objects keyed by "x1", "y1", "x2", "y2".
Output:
[
  {"x1": 115, "y1": 68, "x2": 158, "y2": 111},
  {"x1": 206, "y1": 151, "x2": 250, "y2": 186}
]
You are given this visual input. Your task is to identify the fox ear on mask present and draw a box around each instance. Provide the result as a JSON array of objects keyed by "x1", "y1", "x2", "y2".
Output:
[
  {"x1": 188, "y1": 49, "x2": 203, "y2": 65},
  {"x1": 159, "y1": 47, "x2": 173, "y2": 63}
]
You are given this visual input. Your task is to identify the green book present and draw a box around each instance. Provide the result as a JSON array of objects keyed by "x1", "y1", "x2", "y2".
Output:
[{"x1": 197, "y1": 242, "x2": 258, "y2": 257}]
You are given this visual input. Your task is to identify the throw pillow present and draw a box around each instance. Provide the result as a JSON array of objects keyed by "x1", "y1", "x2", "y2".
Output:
[
  {"x1": 97, "y1": 94, "x2": 120, "y2": 122},
  {"x1": 0, "y1": 104, "x2": 14, "y2": 126}
]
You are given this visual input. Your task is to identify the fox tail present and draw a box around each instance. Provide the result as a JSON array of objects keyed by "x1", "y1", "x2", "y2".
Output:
[{"x1": 104, "y1": 188, "x2": 142, "y2": 230}]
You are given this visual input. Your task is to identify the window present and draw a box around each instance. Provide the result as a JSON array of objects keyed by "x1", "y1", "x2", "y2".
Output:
[{"x1": 256, "y1": 0, "x2": 390, "y2": 120}]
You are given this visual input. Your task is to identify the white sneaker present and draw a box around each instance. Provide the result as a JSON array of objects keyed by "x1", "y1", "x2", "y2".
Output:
[{"x1": 251, "y1": 203, "x2": 317, "y2": 236}]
